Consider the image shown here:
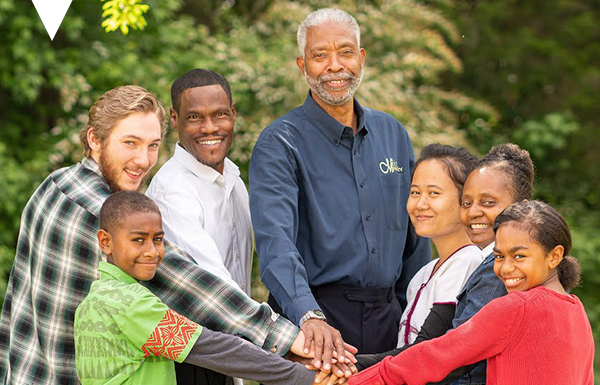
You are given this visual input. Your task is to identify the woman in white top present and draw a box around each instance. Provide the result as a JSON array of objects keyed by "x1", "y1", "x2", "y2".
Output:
[{"x1": 397, "y1": 144, "x2": 481, "y2": 346}]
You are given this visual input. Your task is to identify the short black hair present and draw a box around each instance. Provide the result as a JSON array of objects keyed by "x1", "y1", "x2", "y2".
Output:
[
  {"x1": 478, "y1": 143, "x2": 535, "y2": 202},
  {"x1": 415, "y1": 144, "x2": 479, "y2": 200},
  {"x1": 171, "y1": 69, "x2": 232, "y2": 113},
  {"x1": 100, "y1": 191, "x2": 161, "y2": 235},
  {"x1": 494, "y1": 200, "x2": 581, "y2": 291}
]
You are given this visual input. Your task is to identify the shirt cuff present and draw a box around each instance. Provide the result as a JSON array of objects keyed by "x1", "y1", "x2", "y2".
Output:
[
  {"x1": 261, "y1": 312, "x2": 300, "y2": 356},
  {"x1": 287, "y1": 295, "x2": 322, "y2": 325}
]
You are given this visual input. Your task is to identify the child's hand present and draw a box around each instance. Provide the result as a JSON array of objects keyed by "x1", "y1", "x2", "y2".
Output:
[{"x1": 313, "y1": 370, "x2": 348, "y2": 385}]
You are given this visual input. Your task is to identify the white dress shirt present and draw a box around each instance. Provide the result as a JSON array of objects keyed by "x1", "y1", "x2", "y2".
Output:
[{"x1": 146, "y1": 144, "x2": 253, "y2": 295}]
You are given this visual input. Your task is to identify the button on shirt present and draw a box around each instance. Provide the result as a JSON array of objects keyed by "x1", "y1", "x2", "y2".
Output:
[
  {"x1": 147, "y1": 144, "x2": 253, "y2": 294},
  {"x1": 249, "y1": 92, "x2": 431, "y2": 324}
]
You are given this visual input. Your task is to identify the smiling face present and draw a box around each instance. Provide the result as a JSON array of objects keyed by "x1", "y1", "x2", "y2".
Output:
[
  {"x1": 407, "y1": 159, "x2": 464, "y2": 242},
  {"x1": 171, "y1": 85, "x2": 235, "y2": 174},
  {"x1": 297, "y1": 21, "x2": 366, "y2": 108},
  {"x1": 460, "y1": 167, "x2": 516, "y2": 248},
  {"x1": 90, "y1": 112, "x2": 162, "y2": 192},
  {"x1": 98, "y1": 211, "x2": 165, "y2": 281},
  {"x1": 493, "y1": 223, "x2": 563, "y2": 293}
]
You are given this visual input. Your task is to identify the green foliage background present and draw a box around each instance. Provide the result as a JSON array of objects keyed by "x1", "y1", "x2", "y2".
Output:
[{"x1": 0, "y1": 0, "x2": 598, "y2": 379}]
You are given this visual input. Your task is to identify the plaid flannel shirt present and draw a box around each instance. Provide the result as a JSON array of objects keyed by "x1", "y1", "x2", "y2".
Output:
[{"x1": 0, "y1": 158, "x2": 298, "y2": 385}]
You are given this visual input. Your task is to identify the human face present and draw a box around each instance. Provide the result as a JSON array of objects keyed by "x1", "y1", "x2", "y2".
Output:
[
  {"x1": 407, "y1": 159, "x2": 463, "y2": 241},
  {"x1": 98, "y1": 211, "x2": 165, "y2": 281},
  {"x1": 94, "y1": 112, "x2": 162, "y2": 192},
  {"x1": 297, "y1": 21, "x2": 366, "y2": 107},
  {"x1": 460, "y1": 167, "x2": 515, "y2": 248},
  {"x1": 493, "y1": 223, "x2": 563, "y2": 293},
  {"x1": 172, "y1": 85, "x2": 235, "y2": 174}
]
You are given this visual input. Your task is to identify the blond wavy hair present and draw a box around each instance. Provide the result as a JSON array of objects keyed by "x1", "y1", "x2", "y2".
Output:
[{"x1": 79, "y1": 85, "x2": 167, "y2": 157}]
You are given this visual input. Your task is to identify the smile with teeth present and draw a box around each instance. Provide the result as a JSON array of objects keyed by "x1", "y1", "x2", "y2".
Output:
[
  {"x1": 125, "y1": 169, "x2": 144, "y2": 177},
  {"x1": 197, "y1": 138, "x2": 224, "y2": 146},
  {"x1": 504, "y1": 277, "x2": 524, "y2": 285},
  {"x1": 470, "y1": 223, "x2": 490, "y2": 229}
]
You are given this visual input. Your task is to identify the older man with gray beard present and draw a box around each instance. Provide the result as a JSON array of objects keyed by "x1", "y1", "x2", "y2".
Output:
[{"x1": 249, "y1": 7, "x2": 431, "y2": 364}]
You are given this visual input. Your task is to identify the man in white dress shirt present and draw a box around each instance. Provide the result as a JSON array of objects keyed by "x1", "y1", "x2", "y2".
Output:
[
  {"x1": 147, "y1": 68, "x2": 252, "y2": 294},
  {"x1": 146, "y1": 69, "x2": 253, "y2": 384}
]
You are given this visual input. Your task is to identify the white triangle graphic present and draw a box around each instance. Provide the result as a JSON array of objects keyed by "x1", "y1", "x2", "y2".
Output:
[{"x1": 32, "y1": 0, "x2": 73, "y2": 40}]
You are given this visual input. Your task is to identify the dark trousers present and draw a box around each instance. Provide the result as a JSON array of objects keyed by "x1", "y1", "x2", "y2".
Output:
[
  {"x1": 268, "y1": 284, "x2": 401, "y2": 354},
  {"x1": 175, "y1": 362, "x2": 233, "y2": 385}
]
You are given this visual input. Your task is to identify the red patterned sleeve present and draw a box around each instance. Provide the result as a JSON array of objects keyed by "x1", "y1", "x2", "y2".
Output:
[{"x1": 141, "y1": 309, "x2": 203, "y2": 363}]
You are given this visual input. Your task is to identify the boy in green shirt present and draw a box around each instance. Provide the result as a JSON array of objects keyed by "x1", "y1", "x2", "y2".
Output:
[{"x1": 74, "y1": 191, "x2": 318, "y2": 385}]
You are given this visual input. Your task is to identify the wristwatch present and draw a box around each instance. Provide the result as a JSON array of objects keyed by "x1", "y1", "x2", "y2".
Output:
[{"x1": 299, "y1": 309, "x2": 327, "y2": 326}]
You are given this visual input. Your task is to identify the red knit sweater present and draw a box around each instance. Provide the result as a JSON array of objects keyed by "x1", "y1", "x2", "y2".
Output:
[{"x1": 349, "y1": 286, "x2": 594, "y2": 385}]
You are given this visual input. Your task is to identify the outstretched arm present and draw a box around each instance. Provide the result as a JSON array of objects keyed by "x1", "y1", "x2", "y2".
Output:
[
  {"x1": 355, "y1": 303, "x2": 455, "y2": 371},
  {"x1": 184, "y1": 328, "x2": 316, "y2": 385}
]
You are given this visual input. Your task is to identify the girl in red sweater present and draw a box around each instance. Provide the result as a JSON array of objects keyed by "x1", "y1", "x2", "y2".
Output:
[{"x1": 348, "y1": 200, "x2": 594, "y2": 385}]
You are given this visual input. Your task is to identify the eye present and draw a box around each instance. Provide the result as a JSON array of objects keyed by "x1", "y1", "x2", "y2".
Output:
[
  {"x1": 429, "y1": 191, "x2": 440, "y2": 196},
  {"x1": 483, "y1": 200, "x2": 496, "y2": 206},
  {"x1": 132, "y1": 237, "x2": 144, "y2": 243},
  {"x1": 189, "y1": 114, "x2": 199, "y2": 120},
  {"x1": 154, "y1": 237, "x2": 164, "y2": 244},
  {"x1": 514, "y1": 254, "x2": 526, "y2": 260},
  {"x1": 493, "y1": 253, "x2": 504, "y2": 260},
  {"x1": 124, "y1": 140, "x2": 135, "y2": 146},
  {"x1": 461, "y1": 201, "x2": 472, "y2": 208},
  {"x1": 410, "y1": 190, "x2": 420, "y2": 196},
  {"x1": 149, "y1": 142, "x2": 160, "y2": 149},
  {"x1": 342, "y1": 49, "x2": 354, "y2": 54}
]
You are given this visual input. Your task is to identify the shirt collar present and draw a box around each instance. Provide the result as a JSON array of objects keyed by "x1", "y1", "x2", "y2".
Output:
[
  {"x1": 481, "y1": 242, "x2": 495, "y2": 257},
  {"x1": 99, "y1": 261, "x2": 138, "y2": 284},
  {"x1": 302, "y1": 91, "x2": 367, "y2": 145},
  {"x1": 81, "y1": 157, "x2": 101, "y2": 176},
  {"x1": 482, "y1": 242, "x2": 496, "y2": 263},
  {"x1": 173, "y1": 143, "x2": 240, "y2": 185}
]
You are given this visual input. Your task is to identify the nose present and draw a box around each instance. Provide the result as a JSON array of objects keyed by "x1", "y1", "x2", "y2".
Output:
[
  {"x1": 499, "y1": 257, "x2": 516, "y2": 275},
  {"x1": 143, "y1": 241, "x2": 160, "y2": 259},
  {"x1": 134, "y1": 147, "x2": 151, "y2": 170},
  {"x1": 466, "y1": 202, "x2": 483, "y2": 219},
  {"x1": 327, "y1": 53, "x2": 344, "y2": 73},
  {"x1": 415, "y1": 195, "x2": 429, "y2": 210},
  {"x1": 202, "y1": 117, "x2": 220, "y2": 134}
]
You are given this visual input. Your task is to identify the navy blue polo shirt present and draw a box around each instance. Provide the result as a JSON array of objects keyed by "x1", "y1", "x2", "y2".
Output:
[{"x1": 249, "y1": 92, "x2": 431, "y2": 325}]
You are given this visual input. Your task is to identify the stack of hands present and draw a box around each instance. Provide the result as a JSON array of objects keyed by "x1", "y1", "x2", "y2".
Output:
[{"x1": 289, "y1": 319, "x2": 359, "y2": 385}]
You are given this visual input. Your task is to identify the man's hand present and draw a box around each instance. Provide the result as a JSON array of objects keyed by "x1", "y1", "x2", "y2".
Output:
[{"x1": 301, "y1": 319, "x2": 355, "y2": 371}]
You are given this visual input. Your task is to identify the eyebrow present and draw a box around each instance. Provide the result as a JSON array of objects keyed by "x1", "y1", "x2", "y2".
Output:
[
  {"x1": 410, "y1": 184, "x2": 442, "y2": 189},
  {"x1": 493, "y1": 245, "x2": 529, "y2": 254},
  {"x1": 120, "y1": 135, "x2": 162, "y2": 143},
  {"x1": 310, "y1": 41, "x2": 356, "y2": 52}
]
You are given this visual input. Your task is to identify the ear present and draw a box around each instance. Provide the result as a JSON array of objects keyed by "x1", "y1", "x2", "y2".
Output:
[
  {"x1": 296, "y1": 56, "x2": 306, "y2": 76},
  {"x1": 360, "y1": 47, "x2": 366, "y2": 66},
  {"x1": 97, "y1": 229, "x2": 113, "y2": 257},
  {"x1": 230, "y1": 101, "x2": 236, "y2": 119},
  {"x1": 547, "y1": 244, "x2": 564, "y2": 269},
  {"x1": 87, "y1": 128, "x2": 102, "y2": 153},
  {"x1": 169, "y1": 107, "x2": 179, "y2": 131}
]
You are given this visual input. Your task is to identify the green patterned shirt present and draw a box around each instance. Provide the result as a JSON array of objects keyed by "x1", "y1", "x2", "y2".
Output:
[{"x1": 75, "y1": 262, "x2": 202, "y2": 385}]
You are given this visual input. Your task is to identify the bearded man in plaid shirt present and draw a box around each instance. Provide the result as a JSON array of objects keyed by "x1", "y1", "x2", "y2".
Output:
[{"x1": 0, "y1": 86, "x2": 304, "y2": 385}]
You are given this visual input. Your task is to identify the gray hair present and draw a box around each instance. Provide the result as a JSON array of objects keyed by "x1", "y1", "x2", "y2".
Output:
[{"x1": 297, "y1": 8, "x2": 360, "y2": 57}]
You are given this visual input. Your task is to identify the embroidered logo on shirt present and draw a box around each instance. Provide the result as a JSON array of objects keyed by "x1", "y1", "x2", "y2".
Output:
[
  {"x1": 142, "y1": 309, "x2": 199, "y2": 361},
  {"x1": 379, "y1": 158, "x2": 403, "y2": 174}
]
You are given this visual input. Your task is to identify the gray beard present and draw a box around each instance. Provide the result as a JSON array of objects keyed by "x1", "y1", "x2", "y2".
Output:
[{"x1": 304, "y1": 68, "x2": 362, "y2": 106}]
